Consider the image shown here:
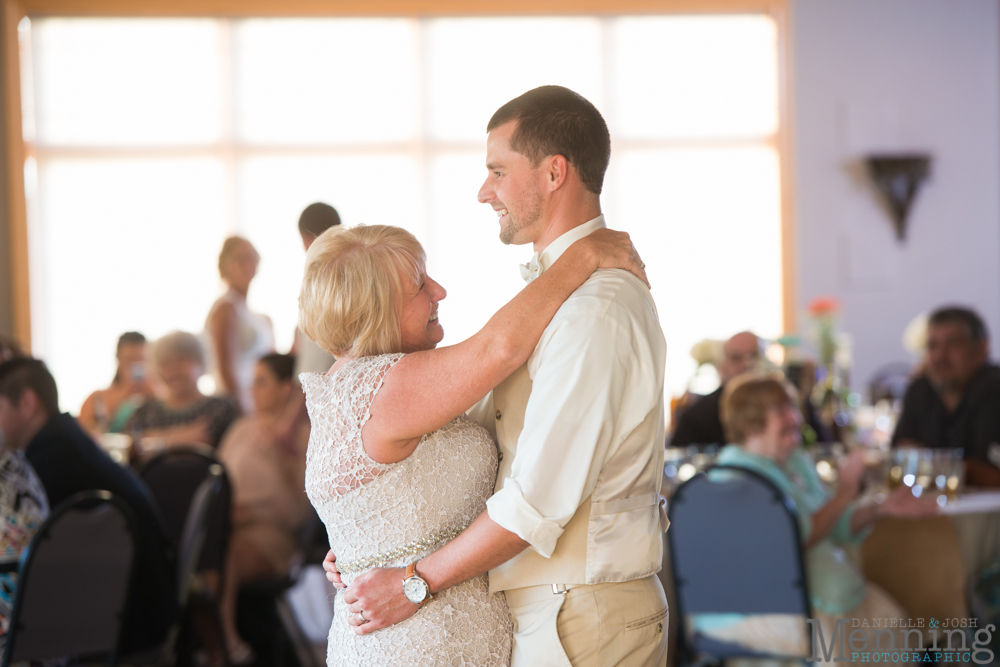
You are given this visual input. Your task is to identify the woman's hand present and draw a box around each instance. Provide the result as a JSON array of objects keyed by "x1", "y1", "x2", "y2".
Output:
[
  {"x1": 877, "y1": 485, "x2": 939, "y2": 519},
  {"x1": 574, "y1": 229, "x2": 650, "y2": 288},
  {"x1": 836, "y1": 450, "x2": 866, "y2": 500}
]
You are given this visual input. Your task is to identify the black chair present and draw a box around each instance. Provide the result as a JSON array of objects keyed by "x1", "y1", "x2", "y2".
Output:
[
  {"x1": 2, "y1": 490, "x2": 137, "y2": 667},
  {"x1": 667, "y1": 465, "x2": 812, "y2": 666},
  {"x1": 239, "y1": 506, "x2": 326, "y2": 667},
  {"x1": 138, "y1": 446, "x2": 231, "y2": 665},
  {"x1": 138, "y1": 445, "x2": 232, "y2": 570}
]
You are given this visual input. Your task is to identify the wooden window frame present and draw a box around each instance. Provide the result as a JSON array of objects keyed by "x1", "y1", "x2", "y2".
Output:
[{"x1": 1, "y1": 0, "x2": 795, "y2": 351}]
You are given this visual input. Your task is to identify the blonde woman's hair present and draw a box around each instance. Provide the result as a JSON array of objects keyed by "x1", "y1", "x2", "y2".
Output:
[
  {"x1": 218, "y1": 236, "x2": 258, "y2": 280},
  {"x1": 720, "y1": 372, "x2": 796, "y2": 444},
  {"x1": 298, "y1": 225, "x2": 426, "y2": 358}
]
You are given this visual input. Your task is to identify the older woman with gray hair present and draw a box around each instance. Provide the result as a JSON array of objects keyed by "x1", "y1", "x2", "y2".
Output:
[
  {"x1": 127, "y1": 330, "x2": 240, "y2": 450},
  {"x1": 298, "y1": 223, "x2": 646, "y2": 666}
]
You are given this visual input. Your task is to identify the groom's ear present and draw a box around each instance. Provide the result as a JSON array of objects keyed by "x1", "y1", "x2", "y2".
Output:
[{"x1": 545, "y1": 154, "x2": 569, "y2": 192}]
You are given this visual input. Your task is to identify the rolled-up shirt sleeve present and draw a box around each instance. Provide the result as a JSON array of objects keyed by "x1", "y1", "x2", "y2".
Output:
[{"x1": 486, "y1": 301, "x2": 655, "y2": 558}]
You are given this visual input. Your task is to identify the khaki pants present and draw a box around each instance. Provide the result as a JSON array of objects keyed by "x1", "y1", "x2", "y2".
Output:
[{"x1": 504, "y1": 576, "x2": 669, "y2": 667}]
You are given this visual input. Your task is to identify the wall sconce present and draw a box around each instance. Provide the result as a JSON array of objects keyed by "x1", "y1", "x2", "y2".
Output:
[{"x1": 865, "y1": 154, "x2": 932, "y2": 241}]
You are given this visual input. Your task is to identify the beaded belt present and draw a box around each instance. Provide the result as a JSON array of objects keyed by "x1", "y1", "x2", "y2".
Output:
[{"x1": 336, "y1": 525, "x2": 466, "y2": 576}]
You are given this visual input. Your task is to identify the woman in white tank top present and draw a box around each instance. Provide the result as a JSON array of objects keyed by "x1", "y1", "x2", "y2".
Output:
[{"x1": 206, "y1": 236, "x2": 275, "y2": 413}]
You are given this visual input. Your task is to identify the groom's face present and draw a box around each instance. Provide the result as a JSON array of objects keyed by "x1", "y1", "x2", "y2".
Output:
[{"x1": 478, "y1": 121, "x2": 547, "y2": 246}]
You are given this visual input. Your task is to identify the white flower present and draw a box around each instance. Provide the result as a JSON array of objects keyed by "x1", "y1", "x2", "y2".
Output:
[
  {"x1": 690, "y1": 339, "x2": 724, "y2": 366},
  {"x1": 902, "y1": 313, "x2": 928, "y2": 356}
]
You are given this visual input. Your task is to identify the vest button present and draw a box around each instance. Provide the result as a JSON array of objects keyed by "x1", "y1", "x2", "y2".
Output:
[{"x1": 495, "y1": 410, "x2": 502, "y2": 420}]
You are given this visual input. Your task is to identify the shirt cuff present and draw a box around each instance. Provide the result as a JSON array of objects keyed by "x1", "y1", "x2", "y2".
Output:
[{"x1": 486, "y1": 478, "x2": 565, "y2": 558}]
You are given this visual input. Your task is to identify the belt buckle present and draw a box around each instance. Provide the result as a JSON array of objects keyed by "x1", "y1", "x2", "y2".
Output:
[{"x1": 551, "y1": 584, "x2": 569, "y2": 595}]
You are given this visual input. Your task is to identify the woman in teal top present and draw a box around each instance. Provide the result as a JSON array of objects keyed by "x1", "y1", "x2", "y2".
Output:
[{"x1": 698, "y1": 374, "x2": 936, "y2": 665}]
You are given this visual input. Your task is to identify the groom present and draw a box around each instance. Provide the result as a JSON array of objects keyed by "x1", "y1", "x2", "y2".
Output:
[{"x1": 339, "y1": 85, "x2": 669, "y2": 666}]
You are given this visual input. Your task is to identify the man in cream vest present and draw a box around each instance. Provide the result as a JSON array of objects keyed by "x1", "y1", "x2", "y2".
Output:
[{"x1": 341, "y1": 85, "x2": 669, "y2": 666}]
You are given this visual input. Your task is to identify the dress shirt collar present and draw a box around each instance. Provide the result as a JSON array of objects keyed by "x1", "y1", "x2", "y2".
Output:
[{"x1": 519, "y1": 215, "x2": 606, "y2": 284}]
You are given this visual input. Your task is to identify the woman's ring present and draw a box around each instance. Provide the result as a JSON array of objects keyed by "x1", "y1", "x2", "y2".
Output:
[
  {"x1": 358, "y1": 611, "x2": 367, "y2": 623},
  {"x1": 640, "y1": 263, "x2": 646, "y2": 270}
]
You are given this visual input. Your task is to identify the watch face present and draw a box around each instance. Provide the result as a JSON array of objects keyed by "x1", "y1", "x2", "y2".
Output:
[{"x1": 403, "y1": 577, "x2": 428, "y2": 603}]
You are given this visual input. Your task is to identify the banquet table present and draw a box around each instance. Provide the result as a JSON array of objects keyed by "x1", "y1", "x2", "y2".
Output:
[{"x1": 859, "y1": 489, "x2": 1000, "y2": 635}]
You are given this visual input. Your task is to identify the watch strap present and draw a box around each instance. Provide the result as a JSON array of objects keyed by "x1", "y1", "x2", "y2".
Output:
[{"x1": 405, "y1": 561, "x2": 433, "y2": 605}]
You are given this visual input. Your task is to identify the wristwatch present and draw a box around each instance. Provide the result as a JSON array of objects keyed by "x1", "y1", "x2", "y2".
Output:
[{"x1": 402, "y1": 561, "x2": 433, "y2": 605}]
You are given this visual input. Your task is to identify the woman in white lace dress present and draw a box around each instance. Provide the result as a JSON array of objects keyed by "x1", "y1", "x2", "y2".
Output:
[{"x1": 298, "y1": 224, "x2": 646, "y2": 666}]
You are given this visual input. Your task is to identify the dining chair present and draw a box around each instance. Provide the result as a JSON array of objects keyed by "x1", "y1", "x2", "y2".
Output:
[
  {"x1": 667, "y1": 465, "x2": 813, "y2": 666},
  {"x1": 241, "y1": 508, "x2": 327, "y2": 667},
  {"x1": 2, "y1": 490, "x2": 137, "y2": 667},
  {"x1": 138, "y1": 446, "x2": 231, "y2": 666}
]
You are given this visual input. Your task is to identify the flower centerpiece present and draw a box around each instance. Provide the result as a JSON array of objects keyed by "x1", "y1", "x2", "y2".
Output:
[{"x1": 808, "y1": 296, "x2": 841, "y2": 373}]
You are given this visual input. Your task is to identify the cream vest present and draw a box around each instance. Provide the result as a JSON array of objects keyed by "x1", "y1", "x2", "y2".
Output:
[{"x1": 487, "y1": 365, "x2": 668, "y2": 593}]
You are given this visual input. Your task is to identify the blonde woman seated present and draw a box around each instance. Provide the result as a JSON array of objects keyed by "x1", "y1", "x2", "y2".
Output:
[
  {"x1": 702, "y1": 374, "x2": 936, "y2": 665},
  {"x1": 298, "y1": 224, "x2": 645, "y2": 666},
  {"x1": 217, "y1": 353, "x2": 311, "y2": 663}
]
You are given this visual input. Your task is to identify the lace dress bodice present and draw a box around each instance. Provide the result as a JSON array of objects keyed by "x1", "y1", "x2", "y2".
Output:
[{"x1": 302, "y1": 354, "x2": 512, "y2": 667}]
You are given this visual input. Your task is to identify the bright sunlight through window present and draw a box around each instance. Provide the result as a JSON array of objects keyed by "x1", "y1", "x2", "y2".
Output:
[{"x1": 20, "y1": 15, "x2": 781, "y2": 420}]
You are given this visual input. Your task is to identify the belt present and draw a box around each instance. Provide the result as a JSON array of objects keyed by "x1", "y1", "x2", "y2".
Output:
[
  {"x1": 336, "y1": 524, "x2": 466, "y2": 576},
  {"x1": 503, "y1": 580, "x2": 625, "y2": 608}
]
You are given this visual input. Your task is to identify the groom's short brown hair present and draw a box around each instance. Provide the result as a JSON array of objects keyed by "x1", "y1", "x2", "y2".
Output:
[{"x1": 487, "y1": 86, "x2": 611, "y2": 196}]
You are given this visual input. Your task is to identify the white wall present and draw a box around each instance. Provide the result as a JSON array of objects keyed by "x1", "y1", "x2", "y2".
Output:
[{"x1": 790, "y1": 0, "x2": 1000, "y2": 391}]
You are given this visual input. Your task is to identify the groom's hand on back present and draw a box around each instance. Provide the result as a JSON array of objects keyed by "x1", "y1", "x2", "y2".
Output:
[
  {"x1": 323, "y1": 549, "x2": 345, "y2": 588},
  {"x1": 343, "y1": 567, "x2": 420, "y2": 635}
]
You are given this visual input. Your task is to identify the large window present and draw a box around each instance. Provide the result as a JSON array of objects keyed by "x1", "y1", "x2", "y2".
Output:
[{"x1": 20, "y1": 14, "x2": 782, "y2": 416}]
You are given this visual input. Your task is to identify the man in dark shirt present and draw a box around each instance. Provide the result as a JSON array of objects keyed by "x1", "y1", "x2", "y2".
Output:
[
  {"x1": 0, "y1": 358, "x2": 177, "y2": 653},
  {"x1": 671, "y1": 331, "x2": 760, "y2": 447},
  {"x1": 893, "y1": 306, "x2": 1000, "y2": 487}
]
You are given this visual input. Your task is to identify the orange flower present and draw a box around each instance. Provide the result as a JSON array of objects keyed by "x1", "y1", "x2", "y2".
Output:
[{"x1": 807, "y1": 296, "x2": 840, "y2": 317}]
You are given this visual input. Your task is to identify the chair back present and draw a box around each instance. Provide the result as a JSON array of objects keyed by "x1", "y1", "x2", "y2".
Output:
[
  {"x1": 667, "y1": 465, "x2": 811, "y2": 662},
  {"x1": 3, "y1": 490, "x2": 136, "y2": 667},
  {"x1": 176, "y1": 463, "x2": 225, "y2": 607},
  {"x1": 139, "y1": 446, "x2": 231, "y2": 574}
]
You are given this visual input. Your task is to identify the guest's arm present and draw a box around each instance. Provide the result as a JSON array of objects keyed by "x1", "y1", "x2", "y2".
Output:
[
  {"x1": 965, "y1": 459, "x2": 1000, "y2": 487},
  {"x1": 804, "y1": 450, "x2": 864, "y2": 550},
  {"x1": 207, "y1": 302, "x2": 241, "y2": 400},
  {"x1": 78, "y1": 391, "x2": 101, "y2": 432}
]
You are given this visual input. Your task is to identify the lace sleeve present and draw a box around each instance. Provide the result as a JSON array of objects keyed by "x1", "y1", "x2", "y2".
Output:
[{"x1": 301, "y1": 353, "x2": 406, "y2": 499}]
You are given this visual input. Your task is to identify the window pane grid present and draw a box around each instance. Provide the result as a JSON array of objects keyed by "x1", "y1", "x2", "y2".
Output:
[{"x1": 22, "y1": 14, "x2": 782, "y2": 417}]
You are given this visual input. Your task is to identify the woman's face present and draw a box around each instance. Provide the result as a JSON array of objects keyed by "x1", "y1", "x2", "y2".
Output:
[
  {"x1": 222, "y1": 240, "x2": 260, "y2": 291},
  {"x1": 155, "y1": 355, "x2": 202, "y2": 397},
  {"x1": 251, "y1": 361, "x2": 291, "y2": 413},
  {"x1": 756, "y1": 403, "x2": 803, "y2": 464},
  {"x1": 399, "y1": 274, "x2": 447, "y2": 353},
  {"x1": 117, "y1": 343, "x2": 149, "y2": 385}
]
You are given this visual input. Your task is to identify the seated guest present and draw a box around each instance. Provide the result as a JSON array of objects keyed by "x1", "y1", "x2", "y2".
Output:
[
  {"x1": 217, "y1": 353, "x2": 311, "y2": 663},
  {"x1": 129, "y1": 331, "x2": 239, "y2": 450},
  {"x1": 893, "y1": 306, "x2": 1000, "y2": 487},
  {"x1": 706, "y1": 374, "x2": 935, "y2": 664},
  {"x1": 0, "y1": 441, "x2": 48, "y2": 650},
  {"x1": 79, "y1": 331, "x2": 155, "y2": 434},
  {"x1": 0, "y1": 358, "x2": 176, "y2": 654},
  {"x1": 671, "y1": 331, "x2": 760, "y2": 447}
]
